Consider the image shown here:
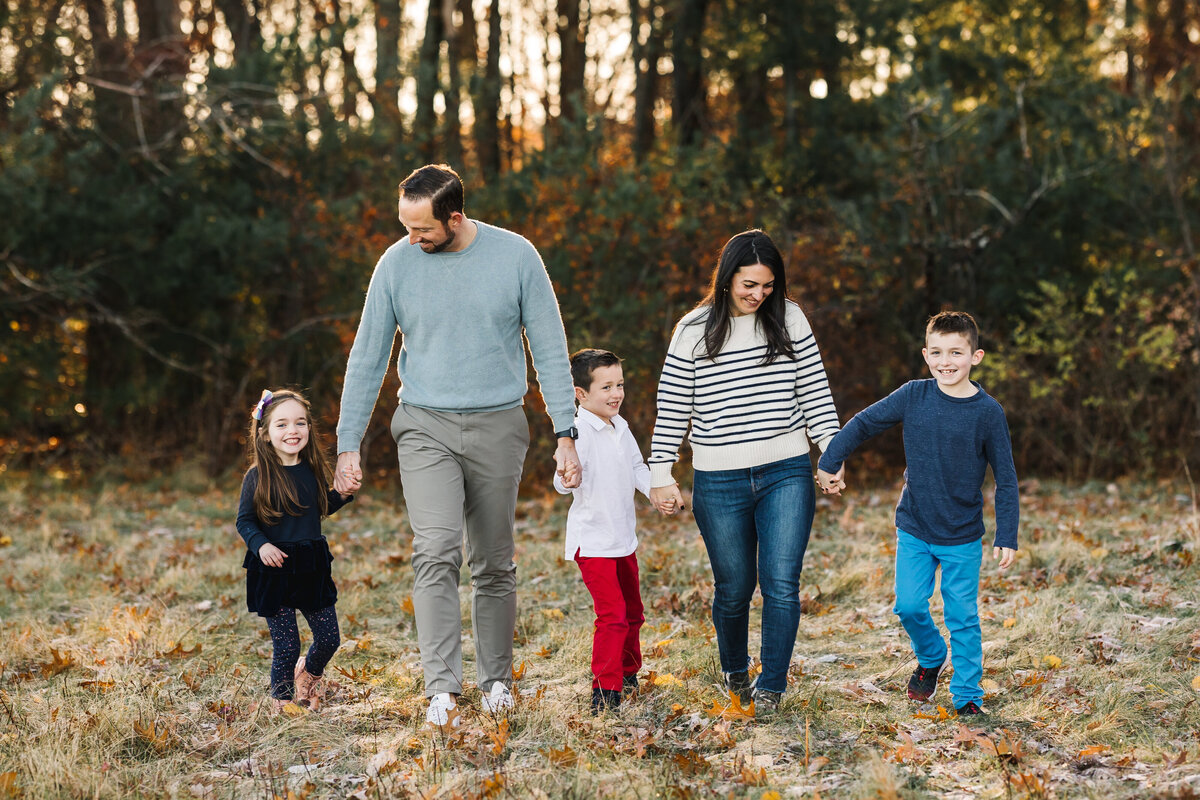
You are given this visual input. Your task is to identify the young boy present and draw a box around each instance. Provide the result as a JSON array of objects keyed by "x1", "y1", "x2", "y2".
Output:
[
  {"x1": 554, "y1": 348, "x2": 664, "y2": 714},
  {"x1": 816, "y1": 311, "x2": 1018, "y2": 716}
]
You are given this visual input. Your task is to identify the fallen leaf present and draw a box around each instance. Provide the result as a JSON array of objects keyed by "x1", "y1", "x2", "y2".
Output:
[
  {"x1": 1003, "y1": 618, "x2": 1016, "y2": 628},
  {"x1": 540, "y1": 745, "x2": 578, "y2": 767},
  {"x1": 281, "y1": 702, "x2": 306, "y2": 716},
  {"x1": 1191, "y1": 675, "x2": 1200, "y2": 692},
  {"x1": 541, "y1": 608, "x2": 565, "y2": 620},
  {"x1": 806, "y1": 756, "x2": 830, "y2": 774},
  {"x1": 1042, "y1": 655, "x2": 1062, "y2": 669},
  {"x1": 1078, "y1": 744, "x2": 1109, "y2": 758},
  {"x1": 400, "y1": 596, "x2": 415, "y2": 615},
  {"x1": 158, "y1": 643, "x2": 201, "y2": 659},
  {"x1": 671, "y1": 750, "x2": 709, "y2": 776},
  {"x1": 651, "y1": 672, "x2": 681, "y2": 687},
  {"x1": 980, "y1": 678, "x2": 1001, "y2": 696}
]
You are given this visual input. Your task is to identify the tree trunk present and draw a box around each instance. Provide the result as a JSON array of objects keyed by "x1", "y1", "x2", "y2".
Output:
[
  {"x1": 669, "y1": 0, "x2": 708, "y2": 147},
  {"x1": 474, "y1": 0, "x2": 503, "y2": 177},
  {"x1": 557, "y1": 0, "x2": 585, "y2": 122},
  {"x1": 213, "y1": 0, "x2": 264, "y2": 65},
  {"x1": 415, "y1": 0, "x2": 444, "y2": 159},
  {"x1": 442, "y1": 0, "x2": 463, "y2": 165},
  {"x1": 373, "y1": 0, "x2": 404, "y2": 129},
  {"x1": 631, "y1": 0, "x2": 662, "y2": 161}
]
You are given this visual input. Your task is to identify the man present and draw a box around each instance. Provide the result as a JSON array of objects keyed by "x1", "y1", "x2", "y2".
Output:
[{"x1": 333, "y1": 164, "x2": 581, "y2": 726}]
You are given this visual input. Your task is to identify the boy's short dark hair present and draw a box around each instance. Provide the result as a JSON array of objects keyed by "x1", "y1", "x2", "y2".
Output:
[
  {"x1": 570, "y1": 348, "x2": 622, "y2": 390},
  {"x1": 926, "y1": 311, "x2": 980, "y2": 352}
]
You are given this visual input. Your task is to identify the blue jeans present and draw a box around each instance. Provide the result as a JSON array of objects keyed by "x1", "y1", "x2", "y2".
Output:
[
  {"x1": 893, "y1": 530, "x2": 983, "y2": 707},
  {"x1": 691, "y1": 455, "x2": 815, "y2": 693}
]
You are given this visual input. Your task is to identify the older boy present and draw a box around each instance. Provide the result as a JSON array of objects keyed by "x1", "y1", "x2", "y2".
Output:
[
  {"x1": 816, "y1": 311, "x2": 1018, "y2": 716},
  {"x1": 554, "y1": 349, "x2": 663, "y2": 714}
]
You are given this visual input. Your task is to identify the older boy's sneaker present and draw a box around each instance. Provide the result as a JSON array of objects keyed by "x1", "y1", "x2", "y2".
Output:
[
  {"x1": 955, "y1": 701, "x2": 985, "y2": 716},
  {"x1": 480, "y1": 682, "x2": 514, "y2": 714},
  {"x1": 752, "y1": 687, "x2": 783, "y2": 717},
  {"x1": 724, "y1": 671, "x2": 754, "y2": 706},
  {"x1": 591, "y1": 687, "x2": 621, "y2": 715},
  {"x1": 426, "y1": 693, "x2": 460, "y2": 727},
  {"x1": 906, "y1": 656, "x2": 947, "y2": 701}
]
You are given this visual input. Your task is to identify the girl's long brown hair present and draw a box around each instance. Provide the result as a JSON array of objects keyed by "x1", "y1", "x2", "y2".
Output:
[{"x1": 247, "y1": 389, "x2": 335, "y2": 525}]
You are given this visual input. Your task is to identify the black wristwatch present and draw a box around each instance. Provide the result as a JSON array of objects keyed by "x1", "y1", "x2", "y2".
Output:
[{"x1": 555, "y1": 426, "x2": 579, "y2": 440}]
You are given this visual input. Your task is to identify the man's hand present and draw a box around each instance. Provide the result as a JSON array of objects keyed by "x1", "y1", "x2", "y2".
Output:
[
  {"x1": 650, "y1": 484, "x2": 685, "y2": 515},
  {"x1": 335, "y1": 451, "x2": 363, "y2": 494},
  {"x1": 555, "y1": 438, "x2": 582, "y2": 489},
  {"x1": 993, "y1": 546, "x2": 1016, "y2": 570},
  {"x1": 258, "y1": 542, "x2": 287, "y2": 568}
]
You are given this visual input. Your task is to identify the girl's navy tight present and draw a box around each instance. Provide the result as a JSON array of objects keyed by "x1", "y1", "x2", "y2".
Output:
[{"x1": 265, "y1": 605, "x2": 340, "y2": 700}]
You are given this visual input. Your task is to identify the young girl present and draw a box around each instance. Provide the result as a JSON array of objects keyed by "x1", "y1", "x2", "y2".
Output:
[{"x1": 235, "y1": 388, "x2": 359, "y2": 711}]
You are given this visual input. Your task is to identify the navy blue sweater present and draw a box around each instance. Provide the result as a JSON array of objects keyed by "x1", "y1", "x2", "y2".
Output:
[
  {"x1": 235, "y1": 463, "x2": 352, "y2": 555},
  {"x1": 817, "y1": 380, "x2": 1019, "y2": 550}
]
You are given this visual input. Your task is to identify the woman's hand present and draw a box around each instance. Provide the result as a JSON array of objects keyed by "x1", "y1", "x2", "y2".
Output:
[
  {"x1": 258, "y1": 542, "x2": 288, "y2": 568},
  {"x1": 650, "y1": 484, "x2": 685, "y2": 515},
  {"x1": 816, "y1": 465, "x2": 846, "y2": 496}
]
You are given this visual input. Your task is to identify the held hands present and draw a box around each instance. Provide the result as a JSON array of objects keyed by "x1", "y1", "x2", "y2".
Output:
[
  {"x1": 650, "y1": 484, "x2": 685, "y2": 515},
  {"x1": 258, "y1": 542, "x2": 287, "y2": 568},
  {"x1": 555, "y1": 438, "x2": 582, "y2": 489},
  {"x1": 335, "y1": 452, "x2": 364, "y2": 495},
  {"x1": 993, "y1": 547, "x2": 1016, "y2": 570},
  {"x1": 815, "y1": 465, "x2": 846, "y2": 496}
]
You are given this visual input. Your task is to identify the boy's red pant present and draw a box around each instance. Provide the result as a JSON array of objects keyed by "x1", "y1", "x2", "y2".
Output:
[{"x1": 574, "y1": 551, "x2": 644, "y2": 691}]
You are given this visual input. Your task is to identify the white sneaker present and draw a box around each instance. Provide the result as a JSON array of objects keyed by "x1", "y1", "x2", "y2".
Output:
[
  {"x1": 480, "y1": 682, "x2": 514, "y2": 713},
  {"x1": 425, "y1": 692, "x2": 459, "y2": 727}
]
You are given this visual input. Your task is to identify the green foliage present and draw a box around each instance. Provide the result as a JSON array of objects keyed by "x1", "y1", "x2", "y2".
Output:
[{"x1": 977, "y1": 267, "x2": 1190, "y2": 478}]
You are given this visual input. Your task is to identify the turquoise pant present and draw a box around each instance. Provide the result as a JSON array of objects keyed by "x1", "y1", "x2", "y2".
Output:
[{"x1": 893, "y1": 530, "x2": 983, "y2": 707}]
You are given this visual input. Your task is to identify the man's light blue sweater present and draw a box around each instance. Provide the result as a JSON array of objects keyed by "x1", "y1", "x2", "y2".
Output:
[{"x1": 336, "y1": 221, "x2": 576, "y2": 453}]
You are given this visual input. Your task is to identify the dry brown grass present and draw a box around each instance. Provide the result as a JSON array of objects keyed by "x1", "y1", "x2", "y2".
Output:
[{"x1": 1, "y1": 473, "x2": 1198, "y2": 799}]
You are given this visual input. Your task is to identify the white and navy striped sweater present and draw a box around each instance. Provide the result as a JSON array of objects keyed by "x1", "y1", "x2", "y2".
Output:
[{"x1": 649, "y1": 301, "x2": 841, "y2": 487}]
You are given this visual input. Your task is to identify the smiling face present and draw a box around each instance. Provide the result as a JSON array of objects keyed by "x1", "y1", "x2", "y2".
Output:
[
  {"x1": 923, "y1": 331, "x2": 984, "y2": 396},
  {"x1": 398, "y1": 196, "x2": 461, "y2": 253},
  {"x1": 576, "y1": 363, "x2": 625, "y2": 424},
  {"x1": 262, "y1": 398, "x2": 310, "y2": 465},
  {"x1": 728, "y1": 263, "x2": 775, "y2": 317}
]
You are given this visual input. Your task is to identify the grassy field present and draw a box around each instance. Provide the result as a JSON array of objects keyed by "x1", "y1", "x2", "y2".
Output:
[{"x1": 1, "y1": 469, "x2": 1198, "y2": 799}]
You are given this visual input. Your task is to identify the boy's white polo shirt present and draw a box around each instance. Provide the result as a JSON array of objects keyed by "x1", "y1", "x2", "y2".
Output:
[{"x1": 553, "y1": 406, "x2": 652, "y2": 560}]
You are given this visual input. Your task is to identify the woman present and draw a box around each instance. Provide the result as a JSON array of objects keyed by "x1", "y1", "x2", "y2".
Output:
[{"x1": 649, "y1": 229, "x2": 844, "y2": 715}]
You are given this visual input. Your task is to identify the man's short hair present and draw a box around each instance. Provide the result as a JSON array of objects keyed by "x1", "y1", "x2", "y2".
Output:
[
  {"x1": 570, "y1": 348, "x2": 622, "y2": 390},
  {"x1": 399, "y1": 164, "x2": 464, "y2": 224},
  {"x1": 926, "y1": 311, "x2": 980, "y2": 352}
]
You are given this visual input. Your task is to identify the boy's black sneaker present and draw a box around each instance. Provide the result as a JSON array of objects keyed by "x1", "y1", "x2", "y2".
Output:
[
  {"x1": 590, "y1": 687, "x2": 621, "y2": 715},
  {"x1": 622, "y1": 673, "x2": 639, "y2": 696},
  {"x1": 955, "y1": 701, "x2": 985, "y2": 716},
  {"x1": 906, "y1": 656, "x2": 947, "y2": 701},
  {"x1": 724, "y1": 671, "x2": 754, "y2": 706}
]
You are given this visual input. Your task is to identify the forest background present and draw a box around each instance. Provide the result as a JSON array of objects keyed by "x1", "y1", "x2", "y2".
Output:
[{"x1": 1, "y1": 0, "x2": 1197, "y2": 486}]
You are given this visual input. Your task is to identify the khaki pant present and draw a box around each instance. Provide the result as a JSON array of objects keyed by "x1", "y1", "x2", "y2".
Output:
[{"x1": 391, "y1": 403, "x2": 529, "y2": 697}]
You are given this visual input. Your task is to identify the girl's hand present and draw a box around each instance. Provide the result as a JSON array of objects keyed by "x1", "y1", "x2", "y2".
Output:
[{"x1": 259, "y1": 543, "x2": 287, "y2": 568}]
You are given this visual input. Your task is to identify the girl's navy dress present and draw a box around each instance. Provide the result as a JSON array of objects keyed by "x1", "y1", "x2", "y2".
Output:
[{"x1": 235, "y1": 462, "x2": 351, "y2": 617}]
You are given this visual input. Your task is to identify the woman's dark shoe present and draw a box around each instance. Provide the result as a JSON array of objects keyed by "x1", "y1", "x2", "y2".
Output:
[
  {"x1": 591, "y1": 687, "x2": 622, "y2": 715},
  {"x1": 752, "y1": 687, "x2": 782, "y2": 717},
  {"x1": 724, "y1": 671, "x2": 754, "y2": 706}
]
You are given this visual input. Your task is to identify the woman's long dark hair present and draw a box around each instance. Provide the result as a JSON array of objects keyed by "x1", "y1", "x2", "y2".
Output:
[{"x1": 692, "y1": 229, "x2": 795, "y2": 364}]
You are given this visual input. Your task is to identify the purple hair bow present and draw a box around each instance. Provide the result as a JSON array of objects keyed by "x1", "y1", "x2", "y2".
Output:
[{"x1": 252, "y1": 389, "x2": 274, "y2": 421}]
